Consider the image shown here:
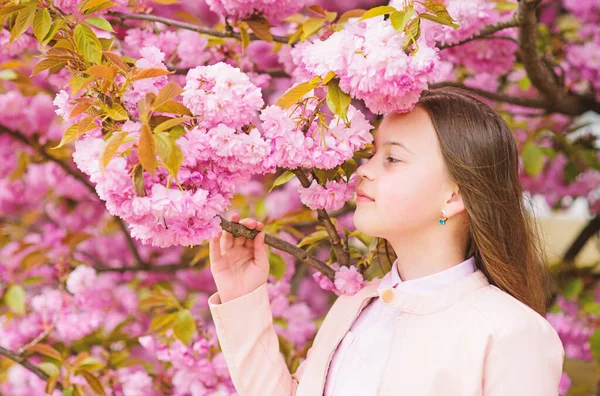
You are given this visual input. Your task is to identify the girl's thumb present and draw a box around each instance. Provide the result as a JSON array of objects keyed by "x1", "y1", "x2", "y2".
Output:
[{"x1": 254, "y1": 232, "x2": 268, "y2": 263}]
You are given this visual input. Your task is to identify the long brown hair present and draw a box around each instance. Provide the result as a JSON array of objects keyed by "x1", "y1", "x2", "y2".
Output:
[{"x1": 380, "y1": 86, "x2": 551, "y2": 316}]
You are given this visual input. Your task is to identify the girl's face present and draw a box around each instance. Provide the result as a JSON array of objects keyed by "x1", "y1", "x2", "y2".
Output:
[{"x1": 353, "y1": 106, "x2": 457, "y2": 239}]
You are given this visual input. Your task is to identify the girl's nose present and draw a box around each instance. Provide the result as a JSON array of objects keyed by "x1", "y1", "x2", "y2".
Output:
[{"x1": 357, "y1": 159, "x2": 374, "y2": 181}]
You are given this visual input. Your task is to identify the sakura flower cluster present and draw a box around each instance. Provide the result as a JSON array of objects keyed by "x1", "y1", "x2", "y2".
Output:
[
  {"x1": 260, "y1": 103, "x2": 374, "y2": 170},
  {"x1": 205, "y1": 0, "x2": 311, "y2": 24},
  {"x1": 298, "y1": 173, "x2": 358, "y2": 211},
  {"x1": 291, "y1": 17, "x2": 439, "y2": 114},
  {"x1": 313, "y1": 263, "x2": 365, "y2": 296}
]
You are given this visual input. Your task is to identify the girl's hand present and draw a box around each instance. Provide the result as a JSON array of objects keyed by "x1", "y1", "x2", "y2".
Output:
[{"x1": 209, "y1": 212, "x2": 269, "y2": 303}]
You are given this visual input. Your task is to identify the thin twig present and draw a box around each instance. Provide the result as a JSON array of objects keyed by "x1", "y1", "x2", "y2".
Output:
[
  {"x1": 0, "y1": 346, "x2": 64, "y2": 391},
  {"x1": 437, "y1": 15, "x2": 520, "y2": 49},
  {"x1": 17, "y1": 325, "x2": 55, "y2": 355},
  {"x1": 108, "y1": 12, "x2": 289, "y2": 44}
]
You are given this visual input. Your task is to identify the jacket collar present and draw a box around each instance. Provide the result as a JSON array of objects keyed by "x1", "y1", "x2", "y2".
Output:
[{"x1": 355, "y1": 269, "x2": 490, "y2": 315}]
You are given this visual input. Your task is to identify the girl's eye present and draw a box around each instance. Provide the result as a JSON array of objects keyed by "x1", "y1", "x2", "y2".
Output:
[{"x1": 386, "y1": 157, "x2": 401, "y2": 164}]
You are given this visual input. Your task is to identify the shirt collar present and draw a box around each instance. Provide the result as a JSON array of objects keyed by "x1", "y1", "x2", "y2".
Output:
[{"x1": 378, "y1": 256, "x2": 477, "y2": 296}]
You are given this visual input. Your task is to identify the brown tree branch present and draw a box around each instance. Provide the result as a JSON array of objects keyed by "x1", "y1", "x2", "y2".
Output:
[
  {"x1": 219, "y1": 216, "x2": 336, "y2": 279},
  {"x1": 563, "y1": 215, "x2": 600, "y2": 265},
  {"x1": 293, "y1": 169, "x2": 349, "y2": 267},
  {"x1": 108, "y1": 12, "x2": 289, "y2": 44},
  {"x1": 516, "y1": 0, "x2": 600, "y2": 115},
  {"x1": 0, "y1": 346, "x2": 64, "y2": 391},
  {"x1": 437, "y1": 15, "x2": 520, "y2": 49}
]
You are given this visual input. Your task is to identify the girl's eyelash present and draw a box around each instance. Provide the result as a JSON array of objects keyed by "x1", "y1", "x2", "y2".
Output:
[{"x1": 386, "y1": 157, "x2": 400, "y2": 164}]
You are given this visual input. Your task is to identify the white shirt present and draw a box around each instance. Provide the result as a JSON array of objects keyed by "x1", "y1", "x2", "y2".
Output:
[{"x1": 324, "y1": 256, "x2": 477, "y2": 396}]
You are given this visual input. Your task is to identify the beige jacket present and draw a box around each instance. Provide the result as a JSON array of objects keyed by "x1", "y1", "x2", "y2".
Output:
[{"x1": 208, "y1": 269, "x2": 565, "y2": 396}]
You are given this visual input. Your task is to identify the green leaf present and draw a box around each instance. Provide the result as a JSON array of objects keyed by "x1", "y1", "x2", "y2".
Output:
[
  {"x1": 63, "y1": 388, "x2": 74, "y2": 396},
  {"x1": 38, "y1": 362, "x2": 60, "y2": 377},
  {"x1": 85, "y1": 17, "x2": 114, "y2": 32},
  {"x1": 10, "y1": 5, "x2": 36, "y2": 44},
  {"x1": 404, "y1": 17, "x2": 421, "y2": 49},
  {"x1": 275, "y1": 81, "x2": 317, "y2": 109},
  {"x1": 173, "y1": 310, "x2": 196, "y2": 345},
  {"x1": 106, "y1": 103, "x2": 129, "y2": 121},
  {"x1": 269, "y1": 170, "x2": 296, "y2": 192},
  {"x1": 155, "y1": 132, "x2": 184, "y2": 178},
  {"x1": 326, "y1": 79, "x2": 351, "y2": 123},
  {"x1": 562, "y1": 278, "x2": 584, "y2": 299},
  {"x1": 155, "y1": 117, "x2": 190, "y2": 133},
  {"x1": 520, "y1": 142, "x2": 545, "y2": 177},
  {"x1": 74, "y1": 23, "x2": 103, "y2": 64},
  {"x1": 358, "y1": 5, "x2": 396, "y2": 21},
  {"x1": 41, "y1": 19, "x2": 65, "y2": 46},
  {"x1": 5, "y1": 284, "x2": 25, "y2": 315},
  {"x1": 297, "y1": 230, "x2": 329, "y2": 248},
  {"x1": 33, "y1": 9, "x2": 52, "y2": 43},
  {"x1": 81, "y1": 0, "x2": 116, "y2": 16},
  {"x1": 269, "y1": 252, "x2": 286, "y2": 280},
  {"x1": 77, "y1": 356, "x2": 105, "y2": 371},
  {"x1": 590, "y1": 329, "x2": 600, "y2": 366},
  {"x1": 302, "y1": 17, "x2": 326, "y2": 40},
  {"x1": 149, "y1": 312, "x2": 178, "y2": 333},
  {"x1": 239, "y1": 23, "x2": 250, "y2": 51},
  {"x1": 419, "y1": 13, "x2": 459, "y2": 29}
]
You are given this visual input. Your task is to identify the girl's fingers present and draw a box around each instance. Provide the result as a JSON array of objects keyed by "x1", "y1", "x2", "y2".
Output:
[
  {"x1": 209, "y1": 232, "x2": 222, "y2": 264},
  {"x1": 235, "y1": 218, "x2": 255, "y2": 247},
  {"x1": 222, "y1": 212, "x2": 238, "y2": 251}
]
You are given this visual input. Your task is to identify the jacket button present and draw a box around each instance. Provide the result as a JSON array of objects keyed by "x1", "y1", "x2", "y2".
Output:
[{"x1": 381, "y1": 288, "x2": 394, "y2": 303}]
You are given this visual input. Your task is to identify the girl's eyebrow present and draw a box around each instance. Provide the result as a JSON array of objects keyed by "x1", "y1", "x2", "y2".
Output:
[{"x1": 379, "y1": 140, "x2": 413, "y2": 154}]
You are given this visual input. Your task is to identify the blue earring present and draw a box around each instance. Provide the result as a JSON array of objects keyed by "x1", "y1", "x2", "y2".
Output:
[{"x1": 439, "y1": 209, "x2": 448, "y2": 225}]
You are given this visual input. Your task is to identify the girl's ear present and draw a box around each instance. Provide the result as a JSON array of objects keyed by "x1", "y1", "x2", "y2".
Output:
[{"x1": 444, "y1": 188, "x2": 466, "y2": 218}]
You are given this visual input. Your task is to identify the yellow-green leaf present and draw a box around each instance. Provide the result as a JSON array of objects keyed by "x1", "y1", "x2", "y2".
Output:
[
  {"x1": 27, "y1": 344, "x2": 63, "y2": 362},
  {"x1": 0, "y1": 4, "x2": 28, "y2": 17},
  {"x1": 358, "y1": 5, "x2": 396, "y2": 21},
  {"x1": 419, "y1": 13, "x2": 459, "y2": 29},
  {"x1": 41, "y1": 19, "x2": 65, "y2": 46},
  {"x1": 302, "y1": 17, "x2": 326, "y2": 40},
  {"x1": 149, "y1": 312, "x2": 178, "y2": 333},
  {"x1": 521, "y1": 141, "x2": 545, "y2": 177},
  {"x1": 326, "y1": 78, "x2": 351, "y2": 123},
  {"x1": 39, "y1": 362, "x2": 60, "y2": 377},
  {"x1": 10, "y1": 5, "x2": 36, "y2": 44},
  {"x1": 275, "y1": 81, "x2": 317, "y2": 109},
  {"x1": 269, "y1": 252, "x2": 286, "y2": 280},
  {"x1": 101, "y1": 132, "x2": 127, "y2": 170},
  {"x1": 85, "y1": 17, "x2": 114, "y2": 32},
  {"x1": 33, "y1": 9, "x2": 51, "y2": 43},
  {"x1": 155, "y1": 116, "x2": 190, "y2": 133},
  {"x1": 239, "y1": 23, "x2": 250, "y2": 52},
  {"x1": 269, "y1": 170, "x2": 296, "y2": 192},
  {"x1": 173, "y1": 310, "x2": 196, "y2": 345},
  {"x1": 77, "y1": 356, "x2": 105, "y2": 371},
  {"x1": 81, "y1": 0, "x2": 116, "y2": 16},
  {"x1": 106, "y1": 103, "x2": 129, "y2": 121},
  {"x1": 74, "y1": 23, "x2": 103, "y2": 64},
  {"x1": 155, "y1": 132, "x2": 184, "y2": 178},
  {"x1": 297, "y1": 230, "x2": 329, "y2": 248},
  {"x1": 139, "y1": 123, "x2": 157, "y2": 176},
  {"x1": 5, "y1": 284, "x2": 25, "y2": 315}
]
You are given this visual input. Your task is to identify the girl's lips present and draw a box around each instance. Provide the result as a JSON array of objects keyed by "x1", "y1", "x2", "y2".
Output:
[{"x1": 356, "y1": 194, "x2": 375, "y2": 202}]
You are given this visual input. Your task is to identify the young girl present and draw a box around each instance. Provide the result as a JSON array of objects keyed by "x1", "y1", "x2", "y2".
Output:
[{"x1": 207, "y1": 87, "x2": 565, "y2": 396}]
